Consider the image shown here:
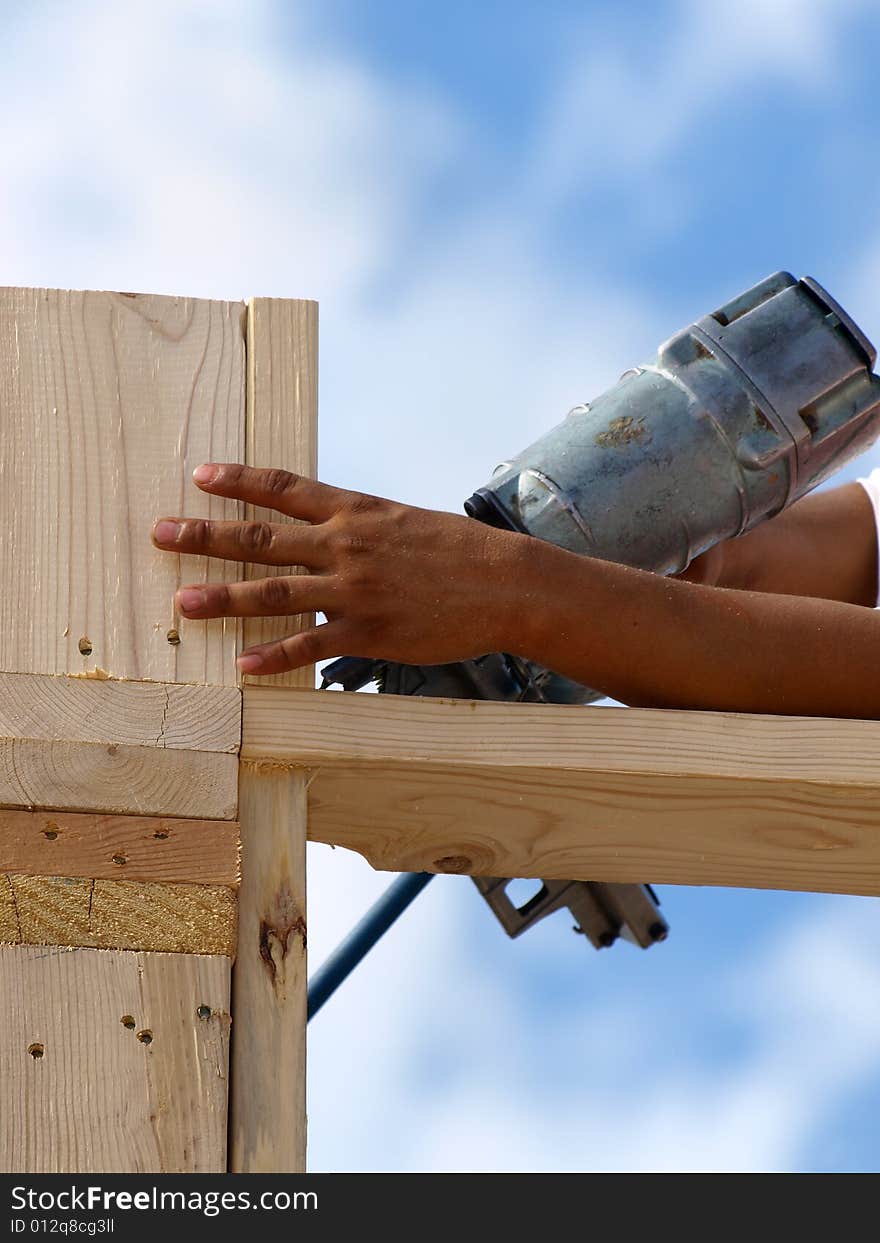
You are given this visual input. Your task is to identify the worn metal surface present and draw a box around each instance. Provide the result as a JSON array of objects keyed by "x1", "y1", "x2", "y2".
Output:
[{"x1": 473, "y1": 272, "x2": 880, "y2": 570}]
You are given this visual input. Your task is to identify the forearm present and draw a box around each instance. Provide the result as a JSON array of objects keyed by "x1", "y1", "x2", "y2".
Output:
[
  {"x1": 711, "y1": 482, "x2": 878, "y2": 606},
  {"x1": 510, "y1": 537, "x2": 880, "y2": 718},
  {"x1": 153, "y1": 462, "x2": 880, "y2": 716}
]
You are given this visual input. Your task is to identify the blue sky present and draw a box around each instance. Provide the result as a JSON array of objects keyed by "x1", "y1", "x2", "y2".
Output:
[{"x1": 4, "y1": 0, "x2": 880, "y2": 1171}]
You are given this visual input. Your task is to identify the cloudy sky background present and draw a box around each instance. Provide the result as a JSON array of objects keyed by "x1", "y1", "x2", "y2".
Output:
[{"x1": 4, "y1": 0, "x2": 880, "y2": 1170}]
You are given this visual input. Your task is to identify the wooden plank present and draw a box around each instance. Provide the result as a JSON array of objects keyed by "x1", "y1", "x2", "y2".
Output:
[
  {"x1": 0, "y1": 945, "x2": 231, "y2": 1172},
  {"x1": 230, "y1": 768, "x2": 307, "y2": 1172},
  {"x1": 229, "y1": 298, "x2": 316, "y2": 1172},
  {"x1": 0, "y1": 287, "x2": 246, "y2": 686},
  {"x1": 243, "y1": 686, "x2": 880, "y2": 784},
  {"x1": 0, "y1": 673, "x2": 240, "y2": 753},
  {"x1": 0, "y1": 808, "x2": 240, "y2": 885},
  {"x1": 0, "y1": 738, "x2": 237, "y2": 819},
  {"x1": 242, "y1": 688, "x2": 880, "y2": 898},
  {"x1": 1, "y1": 875, "x2": 236, "y2": 955},
  {"x1": 242, "y1": 298, "x2": 318, "y2": 689}
]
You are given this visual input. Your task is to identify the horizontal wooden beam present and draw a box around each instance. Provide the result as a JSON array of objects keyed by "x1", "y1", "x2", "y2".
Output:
[
  {"x1": 0, "y1": 739, "x2": 237, "y2": 819},
  {"x1": 0, "y1": 808, "x2": 240, "y2": 886},
  {"x1": 243, "y1": 688, "x2": 880, "y2": 897},
  {"x1": 0, "y1": 675, "x2": 239, "y2": 819},
  {"x1": 1, "y1": 874, "x2": 236, "y2": 955},
  {"x1": 0, "y1": 673, "x2": 240, "y2": 753}
]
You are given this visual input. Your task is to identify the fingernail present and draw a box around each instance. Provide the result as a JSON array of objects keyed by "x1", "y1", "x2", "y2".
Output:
[
  {"x1": 153, "y1": 520, "x2": 181, "y2": 544},
  {"x1": 237, "y1": 652, "x2": 264, "y2": 673},
  {"x1": 193, "y1": 464, "x2": 218, "y2": 485},
  {"x1": 178, "y1": 588, "x2": 207, "y2": 614}
]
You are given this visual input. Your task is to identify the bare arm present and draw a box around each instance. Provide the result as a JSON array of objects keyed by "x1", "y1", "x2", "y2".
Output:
[
  {"x1": 151, "y1": 464, "x2": 880, "y2": 720},
  {"x1": 681, "y1": 481, "x2": 878, "y2": 606},
  {"x1": 519, "y1": 541, "x2": 880, "y2": 717}
]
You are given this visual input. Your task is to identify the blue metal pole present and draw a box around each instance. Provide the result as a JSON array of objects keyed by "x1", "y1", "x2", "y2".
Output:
[{"x1": 307, "y1": 872, "x2": 435, "y2": 1020}]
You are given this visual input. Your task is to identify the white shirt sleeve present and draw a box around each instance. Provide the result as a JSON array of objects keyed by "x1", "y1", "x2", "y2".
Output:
[{"x1": 856, "y1": 466, "x2": 880, "y2": 607}]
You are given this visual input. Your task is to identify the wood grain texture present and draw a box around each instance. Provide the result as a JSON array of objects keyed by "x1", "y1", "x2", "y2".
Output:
[
  {"x1": 230, "y1": 767, "x2": 306, "y2": 1172},
  {"x1": 243, "y1": 687, "x2": 880, "y2": 784},
  {"x1": 243, "y1": 298, "x2": 318, "y2": 689},
  {"x1": 0, "y1": 808, "x2": 239, "y2": 885},
  {"x1": 230, "y1": 300, "x2": 314, "y2": 1173},
  {"x1": 0, "y1": 945, "x2": 231, "y2": 1172},
  {"x1": 0, "y1": 875, "x2": 236, "y2": 955},
  {"x1": 0, "y1": 737, "x2": 237, "y2": 819},
  {"x1": 0, "y1": 877, "x2": 18, "y2": 943},
  {"x1": 243, "y1": 688, "x2": 880, "y2": 897},
  {"x1": 0, "y1": 673, "x2": 240, "y2": 753},
  {"x1": 0, "y1": 287, "x2": 246, "y2": 685}
]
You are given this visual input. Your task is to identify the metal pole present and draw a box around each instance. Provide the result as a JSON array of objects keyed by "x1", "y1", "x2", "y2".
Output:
[{"x1": 307, "y1": 872, "x2": 435, "y2": 1020}]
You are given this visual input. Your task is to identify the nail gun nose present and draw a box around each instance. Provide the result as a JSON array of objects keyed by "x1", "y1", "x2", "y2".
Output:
[{"x1": 463, "y1": 487, "x2": 521, "y2": 531}]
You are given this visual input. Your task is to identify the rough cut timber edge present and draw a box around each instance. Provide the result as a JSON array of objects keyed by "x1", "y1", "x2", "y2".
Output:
[
  {"x1": 0, "y1": 874, "x2": 237, "y2": 955},
  {"x1": 0, "y1": 738, "x2": 238, "y2": 820},
  {"x1": 0, "y1": 675, "x2": 241, "y2": 820},
  {"x1": 0, "y1": 673, "x2": 241, "y2": 753}
]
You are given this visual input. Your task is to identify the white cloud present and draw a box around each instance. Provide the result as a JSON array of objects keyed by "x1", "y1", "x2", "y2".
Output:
[
  {"x1": 0, "y1": 0, "x2": 459, "y2": 302},
  {"x1": 522, "y1": 0, "x2": 872, "y2": 218},
  {"x1": 309, "y1": 889, "x2": 880, "y2": 1171}
]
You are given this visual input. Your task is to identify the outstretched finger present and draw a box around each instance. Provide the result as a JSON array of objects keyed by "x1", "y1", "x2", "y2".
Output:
[
  {"x1": 192, "y1": 463, "x2": 351, "y2": 522},
  {"x1": 152, "y1": 517, "x2": 327, "y2": 568},
  {"x1": 175, "y1": 574, "x2": 336, "y2": 619},
  {"x1": 237, "y1": 619, "x2": 355, "y2": 675}
]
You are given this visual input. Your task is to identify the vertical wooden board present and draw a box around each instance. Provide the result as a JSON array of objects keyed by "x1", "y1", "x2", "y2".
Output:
[
  {"x1": 0, "y1": 288, "x2": 246, "y2": 685},
  {"x1": 230, "y1": 767, "x2": 307, "y2": 1172},
  {"x1": 231, "y1": 296, "x2": 315, "y2": 1171},
  {"x1": 0, "y1": 945, "x2": 231, "y2": 1173},
  {"x1": 244, "y1": 297, "x2": 318, "y2": 689}
]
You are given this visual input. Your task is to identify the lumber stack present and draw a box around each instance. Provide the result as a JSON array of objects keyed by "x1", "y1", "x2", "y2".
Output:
[{"x1": 0, "y1": 288, "x2": 316, "y2": 1173}]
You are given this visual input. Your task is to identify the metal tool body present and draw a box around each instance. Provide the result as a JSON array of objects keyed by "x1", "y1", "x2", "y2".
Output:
[{"x1": 318, "y1": 273, "x2": 880, "y2": 981}]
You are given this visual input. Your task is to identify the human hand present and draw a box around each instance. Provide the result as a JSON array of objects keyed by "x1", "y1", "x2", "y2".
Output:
[{"x1": 151, "y1": 464, "x2": 529, "y2": 675}]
